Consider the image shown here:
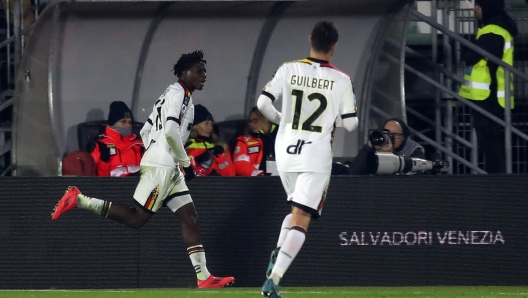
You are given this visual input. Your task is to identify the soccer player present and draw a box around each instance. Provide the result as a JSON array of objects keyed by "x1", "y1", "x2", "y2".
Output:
[
  {"x1": 257, "y1": 22, "x2": 358, "y2": 298},
  {"x1": 52, "y1": 50, "x2": 235, "y2": 289}
]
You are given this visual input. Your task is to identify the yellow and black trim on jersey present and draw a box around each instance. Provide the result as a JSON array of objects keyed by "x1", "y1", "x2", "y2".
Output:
[
  {"x1": 341, "y1": 112, "x2": 357, "y2": 119},
  {"x1": 293, "y1": 58, "x2": 313, "y2": 65},
  {"x1": 178, "y1": 80, "x2": 192, "y2": 124},
  {"x1": 167, "y1": 116, "x2": 180, "y2": 125},
  {"x1": 261, "y1": 90, "x2": 276, "y2": 102}
]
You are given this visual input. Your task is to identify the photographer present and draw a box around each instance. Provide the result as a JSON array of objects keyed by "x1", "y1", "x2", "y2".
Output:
[{"x1": 349, "y1": 118, "x2": 424, "y2": 175}]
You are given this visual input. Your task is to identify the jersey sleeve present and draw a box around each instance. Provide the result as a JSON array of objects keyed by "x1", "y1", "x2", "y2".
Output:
[
  {"x1": 140, "y1": 111, "x2": 154, "y2": 147},
  {"x1": 163, "y1": 90, "x2": 184, "y2": 125},
  {"x1": 163, "y1": 90, "x2": 190, "y2": 167},
  {"x1": 340, "y1": 80, "x2": 357, "y2": 119},
  {"x1": 261, "y1": 65, "x2": 287, "y2": 102}
]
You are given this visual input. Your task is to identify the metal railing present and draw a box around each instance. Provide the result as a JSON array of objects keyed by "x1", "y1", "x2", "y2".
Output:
[
  {"x1": 0, "y1": 0, "x2": 40, "y2": 176},
  {"x1": 403, "y1": 4, "x2": 528, "y2": 174}
]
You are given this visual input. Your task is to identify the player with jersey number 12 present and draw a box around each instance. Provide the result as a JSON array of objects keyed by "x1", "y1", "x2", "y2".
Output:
[
  {"x1": 51, "y1": 50, "x2": 235, "y2": 289},
  {"x1": 257, "y1": 21, "x2": 358, "y2": 298}
]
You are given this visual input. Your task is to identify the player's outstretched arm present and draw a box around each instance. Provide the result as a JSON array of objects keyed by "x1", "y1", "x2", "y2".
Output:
[
  {"x1": 165, "y1": 120, "x2": 191, "y2": 167},
  {"x1": 257, "y1": 94, "x2": 281, "y2": 124}
]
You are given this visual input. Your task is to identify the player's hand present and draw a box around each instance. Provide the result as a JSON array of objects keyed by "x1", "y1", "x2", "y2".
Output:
[
  {"x1": 210, "y1": 145, "x2": 225, "y2": 156},
  {"x1": 183, "y1": 165, "x2": 196, "y2": 182}
]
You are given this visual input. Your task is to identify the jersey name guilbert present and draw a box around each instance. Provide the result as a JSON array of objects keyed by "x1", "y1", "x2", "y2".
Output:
[{"x1": 290, "y1": 75, "x2": 335, "y2": 90}]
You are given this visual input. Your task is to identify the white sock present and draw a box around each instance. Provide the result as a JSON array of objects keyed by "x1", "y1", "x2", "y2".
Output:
[
  {"x1": 188, "y1": 245, "x2": 211, "y2": 281},
  {"x1": 77, "y1": 194, "x2": 111, "y2": 217},
  {"x1": 270, "y1": 225, "x2": 307, "y2": 285},
  {"x1": 277, "y1": 213, "x2": 292, "y2": 247}
]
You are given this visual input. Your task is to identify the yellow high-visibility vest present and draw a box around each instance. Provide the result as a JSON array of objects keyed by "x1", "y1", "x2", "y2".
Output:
[{"x1": 459, "y1": 24, "x2": 514, "y2": 109}]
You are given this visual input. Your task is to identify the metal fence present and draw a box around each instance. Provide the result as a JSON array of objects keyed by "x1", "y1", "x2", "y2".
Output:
[
  {"x1": 405, "y1": 2, "x2": 528, "y2": 174},
  {"x1": 1, "y1": 0, "x2": 49, "y2": 176}
]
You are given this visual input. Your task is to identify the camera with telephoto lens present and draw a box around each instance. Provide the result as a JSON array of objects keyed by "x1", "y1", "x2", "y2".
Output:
[
  {"x1": 366, "y1": 152, "x2": 449, "y2": 175},
  {"x1": 369, "y1": 129, "x2": 395, "y2": 147}
]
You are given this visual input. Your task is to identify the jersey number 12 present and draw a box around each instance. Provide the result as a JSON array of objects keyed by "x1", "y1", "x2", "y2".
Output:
[{"x1": 291, "y1": 89, "x2": 327, "y2": 133}]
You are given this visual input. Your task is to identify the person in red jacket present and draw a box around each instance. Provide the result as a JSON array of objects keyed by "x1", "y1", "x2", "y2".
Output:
[
  {"x1": 233, "y1": 107, "x2": 278, "y2": 176},
  {"x1": 91, "y1": 101, "x2": 145, "y2": 176},
  {"x1": 185, "y1": 104, "x2": 235, "y2": 176}
]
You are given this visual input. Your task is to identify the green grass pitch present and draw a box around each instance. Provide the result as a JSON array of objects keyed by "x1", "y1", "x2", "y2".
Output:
[{"x1": 1, "y1": 287, "x2": 528, "y2": 298}]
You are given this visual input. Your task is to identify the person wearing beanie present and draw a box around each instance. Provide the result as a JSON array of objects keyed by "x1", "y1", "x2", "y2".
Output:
[
  {"x1": 90, "y1": 101, "x2": 144, "y2": 177},
  {"x1": 459, "y1": 0, "x2": 518, "y2": 173},
  {"x1": 185, "y1": 104, "x2": 236, "y2": 177},
  {"x1": 108, "y1": 101, "x2": 134, "y2": 127},
  {"x1": 52, "y1": 50, "x2": 235, "y2": 289},
  {"x1": 349, "y1": 118, "x2": 425, "y2": 175}
]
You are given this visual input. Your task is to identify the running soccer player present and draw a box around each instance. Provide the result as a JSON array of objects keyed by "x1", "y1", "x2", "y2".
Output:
[
  {"x1": 52, "y1": 50, "x2": 235, "y2": 289},
  {"x1": 257, "y1": 22, "x2": 358, "y2": 298}
]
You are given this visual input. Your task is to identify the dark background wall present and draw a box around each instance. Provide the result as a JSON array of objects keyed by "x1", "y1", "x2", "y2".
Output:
[{"x1": 0, "y1": 175, "x2": 527, "y2": 289}]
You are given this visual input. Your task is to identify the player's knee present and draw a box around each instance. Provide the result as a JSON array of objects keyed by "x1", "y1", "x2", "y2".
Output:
[
  {"x1": 176, "y1": 203, "x2": 199, "y2": 226},
  {"x1": 127, "y1": 207, "x2": 151, "y2": 229}
]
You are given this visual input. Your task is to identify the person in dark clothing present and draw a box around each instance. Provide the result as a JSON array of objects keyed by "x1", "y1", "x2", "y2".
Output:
[
  {"x1": 459, "y1": 0, "x2": 518, "y2": 173},
  {"x1": 349, "y1": 118, "x2": 425, "y2": 175}
]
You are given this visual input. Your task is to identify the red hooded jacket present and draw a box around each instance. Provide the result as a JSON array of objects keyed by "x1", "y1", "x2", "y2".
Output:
[{"x1": 90, "y1": 126, "x2": 145, "y2": 177}]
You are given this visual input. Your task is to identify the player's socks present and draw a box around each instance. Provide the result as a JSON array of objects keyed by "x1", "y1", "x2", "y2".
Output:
[
  {"x1": 76, "y1": 194, "x2": 112, "y2": 217},
  {"x1": 187, "y1": 245, "x2": 211, "y2": 280},
  {"x1": 266, "y1": 213, "x2": 293, "y2": 278},
  {"x1": 276, "y1": 213, "x2": 292, "y2": 247},
  {"x1": 270, "y1": 225, "x2": 307, "y2": 284}
]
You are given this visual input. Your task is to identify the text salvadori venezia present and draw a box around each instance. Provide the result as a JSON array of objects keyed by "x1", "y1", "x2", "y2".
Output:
[{"x1": 339, "y1": 231, "x2": 505, "y2": 246}]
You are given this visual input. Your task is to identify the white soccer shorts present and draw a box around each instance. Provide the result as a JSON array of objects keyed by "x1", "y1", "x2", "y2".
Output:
[
  {"x1": 278, "y1": 171, "x2": 330, "y2": 218},
  {"x1": 133, "y1": 166, "x2": 193, "y2": 213}
]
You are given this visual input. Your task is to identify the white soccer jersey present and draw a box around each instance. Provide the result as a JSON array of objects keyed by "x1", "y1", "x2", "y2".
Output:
[
  {"x1": 262, "y1": 57, "x2": 357, "y2": 173},
  {"x1": 140, "y1": 81, "x2": 194, "y2": 168}
]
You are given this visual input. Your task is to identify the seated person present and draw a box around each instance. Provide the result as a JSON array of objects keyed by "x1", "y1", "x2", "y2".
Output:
[
  {"x1": 185, "y1": 104, "x2": 236, "y2": 177},
  {"x1": 90, "y1": 101, "x2": 145, "y2": 176},
  {"x1": 349, "y1": 117, "x2": 425, "y2": 175},
  {"x1": 233, "y1": 107, "x2": 278, "y2": 176}
]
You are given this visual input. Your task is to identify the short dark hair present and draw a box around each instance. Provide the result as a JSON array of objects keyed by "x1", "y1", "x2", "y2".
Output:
[
  {"x1": 310, "y1": 21, "x2": 339, "y2": 53},
  {"x1": 173, "y1": 50, "x2": 206, "y2": 77}
]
